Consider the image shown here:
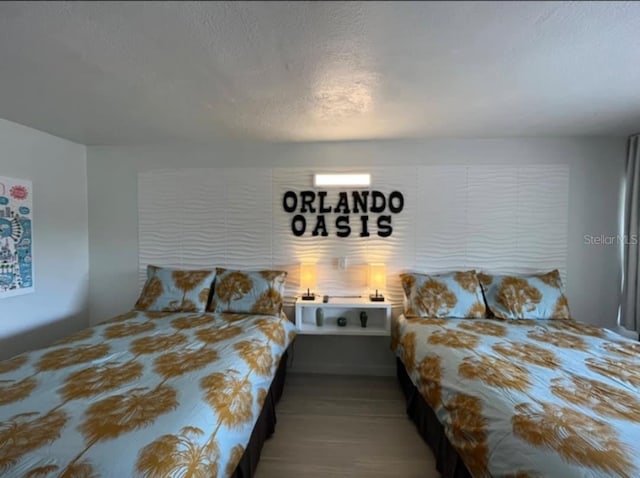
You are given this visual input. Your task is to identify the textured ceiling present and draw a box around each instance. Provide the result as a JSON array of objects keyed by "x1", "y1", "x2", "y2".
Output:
[{"x1": 0, "y1": 1, "x2": 639, "y2": 145}]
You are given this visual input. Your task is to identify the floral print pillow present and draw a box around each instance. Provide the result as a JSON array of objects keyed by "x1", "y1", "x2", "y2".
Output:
[
  {"x1": 400, "y1": 270, "x2": 486, "y2": 318},
  {"x1": 211, "y1": 268, "x2": 287, "y2": 316},
  {"x1": 479, "y1": 269, "x2": 571, "y2": 319},
  {"x1": 134, "y1": 265, "x2": 215, "y2": 313}
]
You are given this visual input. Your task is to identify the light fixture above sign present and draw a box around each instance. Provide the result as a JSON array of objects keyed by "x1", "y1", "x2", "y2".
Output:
[{"x1": 313, "y1": 173, "x2": 371, "y2": 187}]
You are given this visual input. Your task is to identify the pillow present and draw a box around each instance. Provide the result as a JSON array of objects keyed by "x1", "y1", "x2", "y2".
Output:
[
  {"x1": 134, "y1": 265, "x2": 215, "y2": 313},
  {"x1": 479, "y1": 269, "x2": 571, "y2": 319},
  {"x1": 211, "y1": 268, "x2": 287, "y2": 316},
  {"x1": 400, "y1": 270, "x2": 486, "y2": 318}
]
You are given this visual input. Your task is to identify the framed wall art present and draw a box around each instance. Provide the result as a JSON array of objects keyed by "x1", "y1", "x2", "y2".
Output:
[{"x1": 0, "y1": 176, "x2": 33, "y2": 298}]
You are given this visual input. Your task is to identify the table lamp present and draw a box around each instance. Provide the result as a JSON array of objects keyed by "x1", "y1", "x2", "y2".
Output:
[
  {"x1": 300, "y1": 263, "x2": 317, "y2": 300},
  {"x1": 369, "y1": 263, "x2": 386, "y2": 302}
]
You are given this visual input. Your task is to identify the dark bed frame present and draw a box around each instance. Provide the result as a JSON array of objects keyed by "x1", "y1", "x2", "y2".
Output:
[
  {"x1": 230, "y1": 348, "x2": 289, "y2": 478},
  {"x1": 396, "y1": 358, "x2": 472, "y2": 478}
]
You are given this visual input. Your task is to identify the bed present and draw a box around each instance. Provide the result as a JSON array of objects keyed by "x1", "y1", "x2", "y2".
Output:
[
  {"x1": 393, "y1": 314, "x2": 640, "y2": 478},
  {"x1": 394, "y1": 268, "x2": 640, "y2": 477},
  {"x1": 0, "y1": 309, "x2": 295, "y2": 477}
]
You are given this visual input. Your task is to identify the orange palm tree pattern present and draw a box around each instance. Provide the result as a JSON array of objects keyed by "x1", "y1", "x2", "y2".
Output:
[
  {"x1": 199, "y1": 288, "x2": 211, "y2": 307},
  {"x1": 225, "y1": 444, "x2": 246, "y2": 477},
  {"x1": 585, "y1": 357, "x2": 640, "y2": 387},
  {"x1": 400, "y1": 273, "x2": 416, "y2": 296},
  {"x1": 496, "y1": 277, "x2": 542, "y2": 316},
  {"x1": 136, "y1": 426, "x2": 219, "y2": 478},
  {"x1": 171, "y1": 270, "x2": 213, "y2": 312},
  {"x1": 537, "y1": 270, "x2": 562, "y2": 289},
  {"x1": 53, "y1": 328, "x2": 94, "y2": 345},
  {"x1": 0, "y1": 308, "x2": 295, "y2": 478},
  {"x1": 551, "y1": 375, "x2": 640, "y2": 422},
  {"x1": 552, "y1": 295, "x2": 571, "y2": 319},
  {"x1": 154, "y1": 348, "x2": 219, "y2": 379},
  {"x1": 173, "y1": 270, "x2": 212, "y2": 293},
  {"x1": 130, "y1": 333, "x2": 189, "y2": 355},
  {"x1": 527, "y1": 329, "x2": 586, "y2": 350},
  {"x1": 36, "y1": 344, "x2": 111, "y2": 372},
  {"x1": 177, "y1": 298, "x2": 198, "y2": 312},
  {"x1": 144, "y1": 311, "x2": 174, "y2": 320},
  {"x1": 548, "y1": 320, "x2": 603, "y2": 338},
  {"x1": 417, "y1": 355, "x2": 442, "y2": 409},
  {"x1": 603, "y1": 340, "x2": 640, "y2": 358},
  {"x1": 196, "y1": 325, "x2": 243, "y2": 344},
  {"x1": 406, "y1": 317, "x2": 447, "y2": 326},
  {"x1": 458, "y1": 320, "x2": 507, "y2": 337},
  {"x1": 427, "y1": 329, "x2": 480, "y2": 350},
  {"x1": 135, "y1": 276, "x2": 164, "y2": 310},
  {"x1": 466, "y1": 301, "x2": 486, "y2": 318},
  {"x1": 501, "y1": 319, "x2": 538, "y2": 327},
  {"x1": 255, "y1": 317, "x2": 286, "y2": 346},
  {"x1": 0, "y1": 377, "x2": 37, "y2": 405},
  {"x1": 221, "y1": 313, "x2": 252, "y2": 324},
  {"x1": 80, "y1": 385, "x2": 178, "y2": 442},
  {"x1": 250, "y1": 288, "x2": 283, "y2": 316},
  {"x1": 415, "y1": 279, "x2": 458, "y2": 316},
  {"x1": 400, "y1": 331, "x2": 417, "y2": 372},
  {"x1": 390, "y1": 317, "x2": 402, "y2": 351},
  {"x1": 24, "y1": 464, "x2": 60, "y2": 477},
  {"x1": 256, "y1": 388, "x2": 269, "y2": 408},
  {"x1": 492, "y1": 341, "x2": 559, "y2": 369},
  {"x1": 444, "y1": 394, "x2": 489, "y2": 477},
  {"x1": 512, "y1": 402, "x2": 634, "y2": 476},
  {"x1": 60, "y1": 462, "x2": 96, "y2": 477},
  {"x1": 59, "y1": 361, "x2": 144, "y2": 402},
  {"x1": 459, "y1": 356, "x2": 531, "y2": 392},
  {"x1": 477, "y1": 272, "x2": 493, "y2": 290},
  {"x1": 171, "y1": 314, "x2": 216, "y2": 330},
  {"x1": 0, "y1": 410, "x2": 68, "y2": 472},
  {"x1": 107, "y1": 310, "x2": 139, "y2": 323},
  {"x1": 234, "y1": 340, "x2": 274, "y2": 377},
  {"x1": 201, "y1": 370, "x2": 253, "y2": 429},
  {"x1": 0, "y1": 354, "x2": 27, "y2": 374},
  {"x1": 454, "y1": 270, "x2": 480, "y2": 293},
  {"x1": 259, "y1": 270, "x2": 286, "y2": 282},
  {"x1": 215, "y1": 271, "x2": 253, "y2": 310},
  {"x1": 103, "y1": 320, "x2": 156, "y2": 339}
]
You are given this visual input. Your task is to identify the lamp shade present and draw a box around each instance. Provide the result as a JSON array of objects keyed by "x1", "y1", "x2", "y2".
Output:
[
  {"x1": 369, "y1": 263, "x2": 386, "y2": 291},
  {"x1": 300, "y1": 263, "x2": 317, "y2": 291}
]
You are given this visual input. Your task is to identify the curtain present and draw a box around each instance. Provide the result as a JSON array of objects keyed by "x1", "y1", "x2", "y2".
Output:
[{"x1": 620, "y1": 134, "x2": 640, "y2": 334}]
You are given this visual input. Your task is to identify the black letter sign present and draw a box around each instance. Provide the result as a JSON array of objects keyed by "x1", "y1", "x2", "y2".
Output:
[
  {"x1": 283, "y1": 191, "x2": 297, "y2": 213},
  {"x1": 291, "y1": 215, "x2": 306, "y2": 236}
]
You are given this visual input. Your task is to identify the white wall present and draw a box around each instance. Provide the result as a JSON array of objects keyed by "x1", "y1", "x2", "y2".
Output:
[
  {"x1": 138, "y1": 165, "x2": 570, "y2": 306},
  {"x1": 0, "y1": 119, "x2": 88, "y2": 359},
  {"x1": 87, "y1": 138, "x2": 624, "y2": 374}
]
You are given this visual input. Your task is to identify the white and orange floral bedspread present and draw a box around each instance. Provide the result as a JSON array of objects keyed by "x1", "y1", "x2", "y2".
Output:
[
  {"x1": 0, "y1": 310, "x2": 295, "y2": 477},
  {"x1": 393, "y1": 315, "x2": 640, "y2": 478}
]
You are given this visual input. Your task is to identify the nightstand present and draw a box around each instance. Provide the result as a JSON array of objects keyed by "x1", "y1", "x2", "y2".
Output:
[{"x1": 294, "y1": 297, "x2": 392, "y2": 336}]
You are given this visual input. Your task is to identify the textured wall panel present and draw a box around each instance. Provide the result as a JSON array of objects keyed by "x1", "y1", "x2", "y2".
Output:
[
  {"x1": 139, "y1": 165, "x2": 569, "y2": 303},
  {"x1": 415, "y1": 166, "x2": 468, "y2": 272}
]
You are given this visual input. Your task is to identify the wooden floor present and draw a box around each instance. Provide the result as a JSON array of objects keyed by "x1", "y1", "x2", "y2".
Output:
[{"x1": 256, "y1": 373, "x2": 440, "y2": 478}]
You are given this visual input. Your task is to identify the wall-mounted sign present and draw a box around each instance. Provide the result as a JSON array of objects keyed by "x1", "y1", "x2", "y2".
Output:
[{"x1": 282, "y1": 190, "x2": 404, "y2": 237}]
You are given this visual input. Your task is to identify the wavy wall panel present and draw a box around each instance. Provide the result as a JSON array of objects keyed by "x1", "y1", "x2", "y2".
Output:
[{"x1": 138, "y1": 165, "x2": 569, "y2": 304}]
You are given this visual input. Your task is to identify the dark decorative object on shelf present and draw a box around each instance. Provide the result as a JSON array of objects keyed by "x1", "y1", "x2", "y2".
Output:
[
  {"x1": 315, "y1": 308, "x2": 324, "y2": 327},
  {"x1": 359, "y1": 311, "x2": 368, "y2": 328},
  {"x1": 337, "y1": 316, "x2": 347, "y2": 327}
]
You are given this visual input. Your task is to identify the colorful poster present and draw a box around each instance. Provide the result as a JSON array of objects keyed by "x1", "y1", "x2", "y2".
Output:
[{"x1": 0, "y1": 176, "x2": 33, "y2": 298}]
